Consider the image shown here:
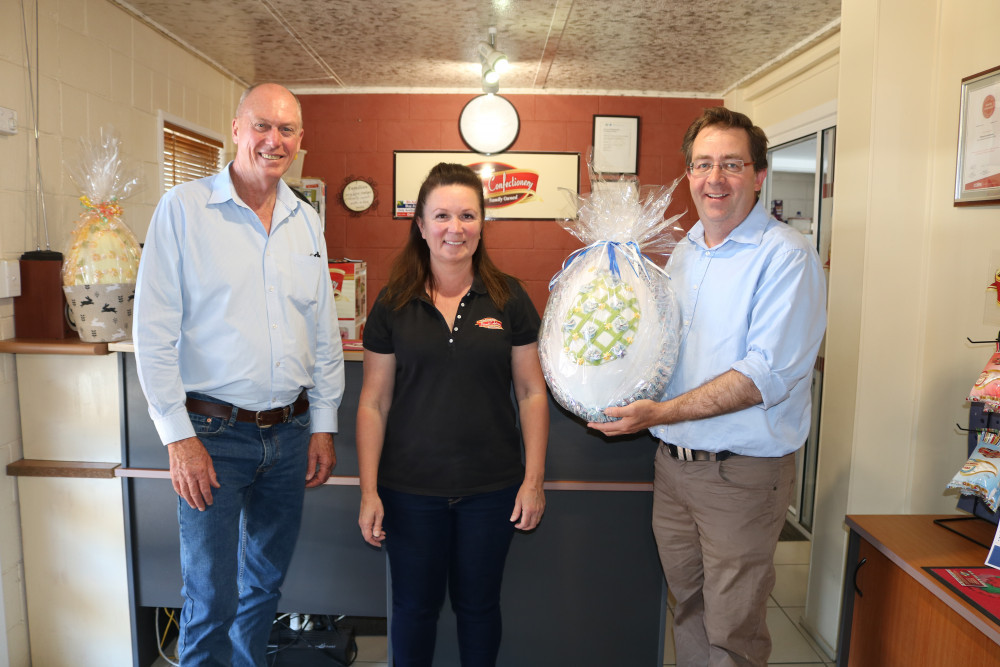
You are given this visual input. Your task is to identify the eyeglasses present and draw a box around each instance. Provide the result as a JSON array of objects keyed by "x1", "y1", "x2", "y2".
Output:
[{"x1": 687, "y1": 159, "x2": 753, "y2": 177}]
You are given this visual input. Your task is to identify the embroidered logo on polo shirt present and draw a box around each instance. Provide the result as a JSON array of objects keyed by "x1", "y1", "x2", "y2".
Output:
[{"x1": 476, "y1": 317, "x2": 504, "y2": 330}]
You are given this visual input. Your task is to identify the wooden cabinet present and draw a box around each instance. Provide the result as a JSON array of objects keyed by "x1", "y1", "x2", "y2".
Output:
[{"x1": 840, "y1": 515, "x2": 1000, "y2": 666}]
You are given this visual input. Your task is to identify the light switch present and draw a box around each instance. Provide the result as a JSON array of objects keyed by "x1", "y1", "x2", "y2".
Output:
[
  {"x1": 0, "y1": 260, "x2": 21, "y2": 297},
  {"x1": 0, "y1": 107, "x2": 17, "y2": 136}
]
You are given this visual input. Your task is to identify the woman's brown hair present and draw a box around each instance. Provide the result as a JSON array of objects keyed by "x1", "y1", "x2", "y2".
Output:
[{"x1": 381, "y1": 163, "x2": 514, "y2": 310}]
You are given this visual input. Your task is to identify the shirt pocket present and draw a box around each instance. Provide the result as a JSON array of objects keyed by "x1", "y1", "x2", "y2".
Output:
[{"x1": 287, "y1": 254, "x2": 324, "y2": 310}]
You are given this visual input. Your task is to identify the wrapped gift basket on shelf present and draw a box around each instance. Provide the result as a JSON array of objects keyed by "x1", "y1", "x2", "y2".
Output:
[
  {"x1": 61, "y1": 127, "x2": 142, "y2": 343},
  {"x1": 539, "y1": 166, "x2": 685, "y2": 423}
]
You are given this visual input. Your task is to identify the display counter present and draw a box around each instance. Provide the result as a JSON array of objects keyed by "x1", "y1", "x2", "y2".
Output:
[{"x1": 7, "y1": 341, "x2": 669, "y2": 666}]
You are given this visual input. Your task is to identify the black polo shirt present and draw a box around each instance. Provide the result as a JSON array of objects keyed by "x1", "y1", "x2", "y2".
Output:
[{"x1": 362, "y1": 275, "x2": 541, "y2": 496}]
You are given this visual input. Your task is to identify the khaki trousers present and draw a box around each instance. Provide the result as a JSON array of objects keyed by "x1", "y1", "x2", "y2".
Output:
[{"x1": 652, "y1": 444, "x2": 795, "y2": 667}]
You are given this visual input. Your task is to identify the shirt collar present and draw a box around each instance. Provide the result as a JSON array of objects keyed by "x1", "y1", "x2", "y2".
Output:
[
  {"x1": 208, "y1": 161, "x2": 303, "y2": 218},
  {"x1": 687, "y1": 199, "x2": 770, "y2": 250},
  {"x1": 470, "y1": 274, "x2": 487, "y2": 294}
]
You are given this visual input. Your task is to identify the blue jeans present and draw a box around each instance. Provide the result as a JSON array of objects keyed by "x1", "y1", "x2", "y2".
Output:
[
  {"x1": 380, "y1": 484, "x2": 518, "y2": 667},
  {"x1": 176, "y1": 395, "x2": 311, "y2": 667}
]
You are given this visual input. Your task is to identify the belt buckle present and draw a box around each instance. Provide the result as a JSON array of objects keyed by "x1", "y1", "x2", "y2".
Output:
[
  {"x1": 256, "y1": 405, "x2": 291, "y2": 428},
  {"x1": 668, "y1": 443, "x2": 725, "y2": 462}
]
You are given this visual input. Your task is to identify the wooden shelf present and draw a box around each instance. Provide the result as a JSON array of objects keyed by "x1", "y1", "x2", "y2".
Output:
[
  {"x1": 0, "y1": 338, "x2": 110, "y2": 355},
  {"x1": 7, "y1": 459, "x2": 120, "y2": 479}
]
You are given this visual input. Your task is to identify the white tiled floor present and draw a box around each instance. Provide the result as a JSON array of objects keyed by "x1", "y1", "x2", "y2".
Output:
[
  {"x1": 353, "y1": 633, "x2": 389, "y2": 666},
  {"x1": 660, "y1": 540, "x2": 833, "y2": 667},
  {"x1": 156, "y1": 540, "x2": 831, "y2": 666}
]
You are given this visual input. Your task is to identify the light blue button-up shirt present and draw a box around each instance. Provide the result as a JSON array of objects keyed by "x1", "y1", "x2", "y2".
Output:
[
  {"x1": 649, "y1": 200, "x2": 827, "y2": 457},
  {"x1": 133, "y1": 164, "x2": 345, "y2": 445}
]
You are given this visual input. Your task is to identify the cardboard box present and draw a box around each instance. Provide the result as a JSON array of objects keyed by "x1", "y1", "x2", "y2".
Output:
[
  {"x1": 338, "y1": 317, "x2": 365, "y2": 341},
  {"x1": 298, "y1": 178, "x2": 326, "y2": 229},
  {"x1": 329, "y1": 259, "x2": 367, "y2": 340}
]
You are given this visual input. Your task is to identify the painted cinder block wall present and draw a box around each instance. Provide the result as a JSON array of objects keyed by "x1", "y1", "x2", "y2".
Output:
[{"x1": 298, "y1": 93, "x2": 721, "y2": 314}]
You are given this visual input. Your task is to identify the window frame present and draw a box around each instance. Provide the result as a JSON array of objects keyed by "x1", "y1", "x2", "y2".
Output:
[{"x1": 158, "y1": 112, "x2": 225, "y2": 194}]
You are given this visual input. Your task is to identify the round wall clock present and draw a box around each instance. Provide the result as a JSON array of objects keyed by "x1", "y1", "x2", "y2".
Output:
[
  {"x1": 459, "y1": 94, "x2": 520, "y2": 155},
  {"x1": 340, "y1": 178, "x2": 377, "y2": 215}
]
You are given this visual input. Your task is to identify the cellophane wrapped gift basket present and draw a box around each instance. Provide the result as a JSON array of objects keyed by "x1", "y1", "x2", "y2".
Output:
[
  {"x1": 61, "y1": 126, "x2": 141, "y2": 342},
  {"x1": 539, "y1": 168, "x2": 685, "y2": 422}
]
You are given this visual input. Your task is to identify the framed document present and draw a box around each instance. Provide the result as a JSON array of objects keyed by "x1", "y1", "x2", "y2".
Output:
[
  {"x1": 592, "y1": 115, "x2": 639, "y2": 175},
  {"x1": 955, "y1": 65, "x2": 1000, "y2": 206}
]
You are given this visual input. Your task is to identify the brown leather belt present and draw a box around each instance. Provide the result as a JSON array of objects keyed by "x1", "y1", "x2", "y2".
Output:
[
  {"x1": 661, "y1": 441, "x2": 732, "y2": 462},
  {"x1": 185, "y1": 391, "x2": 309, "y2": 428}
]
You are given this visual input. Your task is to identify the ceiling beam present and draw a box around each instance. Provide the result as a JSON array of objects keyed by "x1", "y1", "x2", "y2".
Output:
[{"x1": 533, "y1": 0, "x2": 574, "y2": 89}]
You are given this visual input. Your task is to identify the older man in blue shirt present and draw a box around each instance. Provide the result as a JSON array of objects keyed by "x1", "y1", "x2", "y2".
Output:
[
  {"x1": 592, "y1": 106, "x2": 826, "y2": 666},
  {"x1": 133, "y1": 83, "x2": 344, "y2": 666}
]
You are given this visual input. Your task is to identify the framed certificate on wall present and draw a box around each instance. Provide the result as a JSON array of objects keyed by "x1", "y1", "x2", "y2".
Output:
[
  {"x1": 955, "y1": 65, "x2": 1000, "y2": 206},
  {"x1": 592, "y1": 115, "x2": 639, "y2": 175}
]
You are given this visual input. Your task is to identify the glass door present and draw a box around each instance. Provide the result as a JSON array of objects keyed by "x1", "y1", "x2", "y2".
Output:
[{"x1": 762, "y1": 126, "x2": 835, "y2": 534}]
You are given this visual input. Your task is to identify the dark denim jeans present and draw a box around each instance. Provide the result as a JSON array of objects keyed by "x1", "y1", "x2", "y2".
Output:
[
  {"x1": 380, "y1": 484, "x2": 519, "y2": 667},
  {"x1": 176, "y1": 396, "x2": 311, "y2": 666}
]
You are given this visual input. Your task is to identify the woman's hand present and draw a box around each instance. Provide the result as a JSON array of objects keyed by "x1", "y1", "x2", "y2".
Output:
[
  {"x1": 511, "y1": 481, "x2": 545, "y2": 531},
  {"x1": 359, "y1": 491, "x2": 386, "y2": 547}
]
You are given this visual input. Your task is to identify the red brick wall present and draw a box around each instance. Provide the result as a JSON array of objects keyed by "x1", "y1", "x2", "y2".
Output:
[{"x1": 299, "y1": 93, "x2": 721, "y2": 315}]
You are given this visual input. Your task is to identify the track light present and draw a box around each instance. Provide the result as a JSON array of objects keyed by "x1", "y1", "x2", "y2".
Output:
[
  {"x1": 477, "y1": 26, "x2": 508, "y2": 94},
  {"x1": 477, "y1": 42, "x2": 509, "y2": 76},
  {"x1": 483, "y1": 64, "x2": 500, "y2": 85},
  {"x1": 481, "y1": 64, "x2": 499, "y2": 94}
]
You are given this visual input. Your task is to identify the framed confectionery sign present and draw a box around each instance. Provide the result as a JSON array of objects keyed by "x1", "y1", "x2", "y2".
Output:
[
  {"x1": 393, "y1": 151, "x2": 580, "y2": 220},
  {"x1": 955, "y1": 65, "x2": 1000, "y2": 206}
]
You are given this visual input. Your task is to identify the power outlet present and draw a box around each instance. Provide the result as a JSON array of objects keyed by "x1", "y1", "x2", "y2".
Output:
[
  {"x1": 0, "y1": 107, "x2": 17, "y2": 136},
  {"x1": 0, "y1": 260, "x2": 21, "y2": 298}
]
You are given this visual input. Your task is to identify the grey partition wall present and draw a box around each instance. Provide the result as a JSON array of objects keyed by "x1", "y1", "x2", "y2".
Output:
[{"x1": 119, "y1": 352, "x2": 666, "y2": 666}]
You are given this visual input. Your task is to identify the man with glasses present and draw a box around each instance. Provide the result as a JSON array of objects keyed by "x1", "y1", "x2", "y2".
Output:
[{"x1": 591, "y1": 106, "x2": 826, "y2": 666}]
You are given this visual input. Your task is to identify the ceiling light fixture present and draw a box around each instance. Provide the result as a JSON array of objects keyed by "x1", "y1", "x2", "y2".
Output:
[
  {"x1": 458, "y1": 93, "x2": 520, "y2": 155},
  {"x1": 481, "y1": 64, "x2": 500, "y2": 94},
  {"x1": 477, "y1": 26, "x2": 508, "y2": 93}
]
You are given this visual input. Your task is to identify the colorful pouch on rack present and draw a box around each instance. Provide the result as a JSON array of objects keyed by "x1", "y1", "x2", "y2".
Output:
[
  {"x1": 969, "y1": 348, "x2": 1000, "y2": 413},
  {"x1": 947, "y1": 430, "x2": 1000, "y2": 511}
]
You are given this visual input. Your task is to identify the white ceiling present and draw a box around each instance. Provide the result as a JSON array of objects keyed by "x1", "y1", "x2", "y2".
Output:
[{"x1": 112, "y1": 0, "x2": 841, "y2": 97}]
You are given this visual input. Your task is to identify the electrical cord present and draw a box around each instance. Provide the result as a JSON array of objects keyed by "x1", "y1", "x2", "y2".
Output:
[
  {"x1": 153, "y1": 610, "x2": 357, "y2": 666},
  {"x1": 155, "y1": 608, "x2": 180, "y2": 666},
  {"x1": 267, "y1": 613, "x2": 358, "y2": 665},
  {"x1": 267, "y1": 613, "x2": 305, "y2": 665}
]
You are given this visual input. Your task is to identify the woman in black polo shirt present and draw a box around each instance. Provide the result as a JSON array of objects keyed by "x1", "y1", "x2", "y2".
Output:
[{"x1": 357, "y1": 163, "x2": 549, "y2": 666}]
